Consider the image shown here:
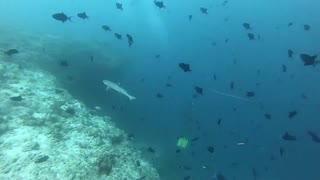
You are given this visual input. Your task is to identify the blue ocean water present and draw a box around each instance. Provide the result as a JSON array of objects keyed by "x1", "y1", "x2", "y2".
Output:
[{"x1": 1, "y1": 0, "x2": 320, "y2": 179}]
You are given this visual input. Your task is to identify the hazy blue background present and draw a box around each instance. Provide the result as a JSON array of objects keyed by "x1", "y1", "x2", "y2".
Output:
[{"x1": 1, "y1": 0, "x2": 320, "y2": 179}]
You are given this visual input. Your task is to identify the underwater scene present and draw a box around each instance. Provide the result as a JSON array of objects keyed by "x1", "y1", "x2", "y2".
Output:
[{"x1": 0, "y1": 0, "x2": 319, "y2": 179}]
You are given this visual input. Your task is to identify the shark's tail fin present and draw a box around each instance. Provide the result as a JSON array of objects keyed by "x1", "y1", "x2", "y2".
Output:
[{"x1": 129, "y1": 96, "x2": 136, "y2": 101}]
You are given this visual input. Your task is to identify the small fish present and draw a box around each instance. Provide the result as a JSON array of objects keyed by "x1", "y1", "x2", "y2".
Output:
[
  {"x1": 35, "y1": 155, "x2": 49, "y2": 163},
  {"x1": 10, "y1": 95, "x2": 23, "y2": 101},
  {"x1": 126, "y1": 34, "x2": 134, "y2": 47},
  {"x1": 300, "y1": 54, "x2": 318, "y2": 66},
  {"x1": 307, "y1": 131, "x2": 320, "y2": 143},
  {"x1": 246, "y1": 91, "x2": 255, "y2": 97},
  {"x1": 154, "y1": 1, "x2": 165, "y2": 8},
  {"x1": 282, "y1": 64, "x2": 287, "y2": 72},
  {"x1": 288, "y1": 49, "x2": 293, "y2": 58},
  {"x1": 165, "y1": 83, "x2": 172, "y2": 87},
  {"x1": 90, "y1": 55, "x2": 94, "y2": 62},
  {"x1": 191, "y1": 137, "x2": 200, "y2": 142},
  {"x1": 116, "y1": 2, "x2": 123, "y2": 11},
  {"x1": 222, "y1": 0, "x2": 228, "y2": 6},
  {"x1": 230, "y1": 81, "x2": 234, "y2": 90},
  {"x1": 77, "y1": 12, "x2": 88, "y2": 19},
  {"x1": 207, "y1": 146, "x2": 214, "y2": 153},
  {"x1": 217, "y1": 118, "x2": 222, "y2": 125},
  {"x1": 156, "y1": 93, "x2": 163, "y2": 98},
  {"x1": 52, "y1": 13, "x2": 72, "y2": 23},
  {"x1": 4, "y1": 49, "x2": 19, "y2": 56},
  {"x1": 247, "y1": 33, "x2": 255, "y2": 40},
  {"x1": 282, "y1": 132, "x2": 296, "y2": 141},
  {"x1": 176, "y1": 149, "x2": 181, "y2": 153},
  {"x1": 184, "y1": 176, "x2": 191, "y2": 180},
  {"x1": 200, "y1": 7, "x2": 208, "y2": 14},
  {"x1": 102, "y1": 25, "x2": 111, "y2": 32},
  {"x1": 114, "y1": 33, "x2": 122, "y2": 40},
  {"x1": 288, "y1": 22, "x2": 293, "y2": 27},
  {"x1": 194, "y1": 86, "x2": 203, "y2": 95},
  {"x1": 213, "y1": 74, "x2": 217, "y2": 80},
  {"x1": 155, "y1": 54, "x2": 160, "y2": 59},
  {"x1": 243, "y1": 22, "x2": 251, "y2": 30},
  {"x1": 304, "y1": 24, "x2": 310, "y2": 31},
  {"x1": 188, "y1": 15, "x2": 192, "y2": 21},
  {"x1": 59, "y1": 60, "x2": 69, "y2": 67},
  {"x1": 264, "y1": 113, "x2": 271, "y2": 120},
  {"x1": 288, "y1": 110, "x2": 297, "y2": 119},
  {"x1": 179, "y1": 63, "x2": 191, "y2": 72},
  {"x1": 216, "y1": 173, "x2": 226, "y2": 180},
  {"x1": 280, "y1": 147, "x2": 284, "y2": 156},
  {"x1": 147, "y1": 147, "x2": 155, "y2": 153}
]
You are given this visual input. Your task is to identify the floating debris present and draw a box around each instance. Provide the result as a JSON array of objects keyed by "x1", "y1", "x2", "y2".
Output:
[
  {"x1": 52, "y1": 13, "x2": 72, "y2": 23},
  {"x1": 154, "y1": 1, "x2": 165, "y2": 8},
  {"x1": 288, "y1": 110, "x2": 297, "y2": 119},
  {"x1": 102, "y1": 25, "x2": 111, "y2": 32},
  {"x1": 194, "y1": 86, "x2": 203, "y2": 95},
  {"x1": 178, "y1": 63, "x2": 191, "y2": 72},
  {"x1": 126, "y1": 34, "x2": 134, "y2": 47},
  {"x1": 10, "y1": 95, "x2": 23, "y2": 101},
  {"x1": 200, "y1": 7, "x2": 208, "y2": 14},
  {"x1": 243, "y1": 22, "x2": 251, "y2": 30},
  {"x1": 307, "y1": 131, "x2": 320, "y2": 143},
  {"x1": 282, "y1": 132, "x2": 296, "y2": 141},
  {"x1": 114, "y1": 33, "x2": 122, "y2": 40},
  {"x1": 77, "y1": 12, "x2": 88, "y2": 19},
  {"x1": 4, "y1": 49, "x2": 19, "y2": 56},
  {"x1": 300, "y1": 54, "x2": 318, "y2": 66},
  {"x1": 116, "y1": 3, "x2": 123, "y2": 10}
]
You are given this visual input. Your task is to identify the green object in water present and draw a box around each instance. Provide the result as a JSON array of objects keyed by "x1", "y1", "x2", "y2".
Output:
[{"x1": 177, "y1": 137, "x2": 189, "y2": 148}]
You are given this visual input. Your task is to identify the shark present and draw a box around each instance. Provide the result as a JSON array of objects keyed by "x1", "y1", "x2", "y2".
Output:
[{"x1": 102, "y1": 80, "x2": 136, "y2": 101}]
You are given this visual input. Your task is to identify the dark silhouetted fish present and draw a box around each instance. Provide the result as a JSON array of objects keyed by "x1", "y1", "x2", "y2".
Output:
[
  {"x1": 114, "y1": 33, "x2": 122, "y2": 39},
  {"x1": 116, "y1": 3, "x2": 123, "y2": 10},
  {"x1": 191, "y1": 137, "x2": 200, "y2": 142},
  {"x1": 52, "y1": 13, "x2": 72, "y2": 23},
  {"x1": 216, "y1": 173, "x2": 226, "y2": 180},
  {"x1": 188, "y1": 15, "x2": 192, "y2": 21},
  {"x1": 155, "y1": 54, "x2": 160, "y2": 59},
  {"x1": 165, "y1": 83, "x2": 172, "y2": 87},
  {"x1": 217, "y1": 118, "x2": 222, "y2": 125},
  {"x1": 222, "y1": 0, "x2": 228, "y2": 6},
  {"x1": 147, "y1": 147, "x2": 155, "y2": 153},
  {"x1": 288, "y1": 110, "x2": 297, "y2": 119},
  {"x1": 300, "y1": 54, "x2": 318, "y2": 66},
  {"x1": 304, "y1": 24, "x2": 310, "y2": 31},
  {"x1": 156, "y1": 93, "x2": 163, "y2": 98},
  {"x1": 307, "y1": 131, "x2": 320, "y2": 143},
  {"x1": 288, "y1": 22, "x2": 293, "y2": 27},
  {"x1": 184, "y1": 176, "x2": 191, "y2": 180},
  {"x1": 176, "y1": 149, "x2": 181, "y2": 153},
  {"x1": 243, "y1": 23, "x2": 251, "y2": 30},
  {"x1": 194, "y1": 86, "x2": 203, "y2": 95},
  {"x1": 90, "y1": 55, "x2": 94, "y2": 62},
  {"x1": 282, "y1": 65, "x2": 287, "y2": 72},
  {"x1": 179, "y1": 63, "x2": 191, "y2": 72},
  {"x1": 246, "y1": 91, "x2": 255, "y2": 97},
  {"x1": 213, "y1": 74, "x2": 217, "y2": 80},
  {"x1": 207, "y1": 146, "x2": 214, "y2": 153},
  {"x1": 59, "y1": 60, "x2": 69, "y2": 67},
  {"x1": 126, "y1": 34, "x2": 134, "y2": 47},
  {"x1": 200, "y1": 7, "x2": 208, "y2": 14},
  {"x1": 248, "y1": 33, "x2": 255, "y2": 40},
  {"x1": 280, "y1": 147, "x2": 284, "y2": 156},
  {"x1": 154, "y1": 1, "x2": 165, "y2": 8},
  {"x1": 10, "y1": 95, "x2": 23, "y2": 101},
  {"x1": 288, "y1": 49, "x2": 293, "y2": 58},
  {"x1": 230, "y1": 81, "x2": 234, "y2": 90},
  {"x1": 282, "y1": 132, "x2": 296, "y2": 141},
  {"x1": 4, "y1": 49, "x2": 19, "y2": 56},
  {"x1": 264, "y1": 113, "x2": 271, "y2": 120},
  {"x1": 102, "y1": 25, "x2": 111, "y2": 32},
  {"x1": 77, "y1": 12, "x2": 88, "y2": 19}
]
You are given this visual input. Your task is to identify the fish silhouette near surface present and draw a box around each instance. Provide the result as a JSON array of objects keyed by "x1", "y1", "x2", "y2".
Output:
[
  {"x1": 126, "y1": 34, "x2": 134, "y2": 47},
  {"x1": 52, "y1": 13, "x2": 72, "y2": 23},
  {"x1": 154, "y1": 0, "x2": 165, "y2": 8},
  {"x1": 102, "y1": 25, "x2": 111, "y2": 32},
  {"x1": 300, "y1": 54, "x2": 319, "y2": 66},
  {"x1": 77, "y1": 12, "x2": 89, "y2": 19},
  {"x1": 4, "y1": 49, "x2": 19, "y2": 56},
  {"x1": 102, "y1": 80, "x2": 136, "y2": 101}
]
